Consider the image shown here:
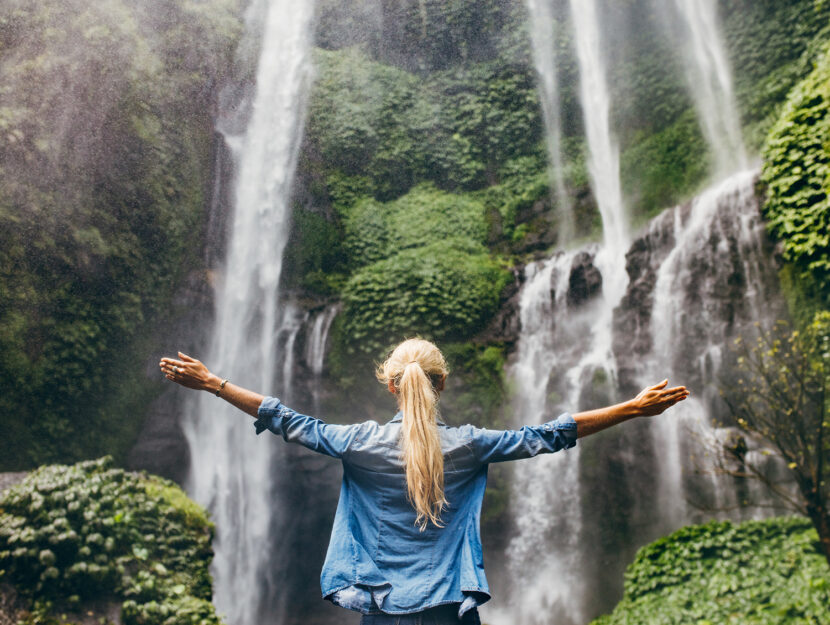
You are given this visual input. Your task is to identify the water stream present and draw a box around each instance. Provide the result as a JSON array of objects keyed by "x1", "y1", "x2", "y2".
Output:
[
  {"x1": 524, "y1": 0, "x2": 573, "y2": 243},
  {"x1": 667, "y1": 0, "x2": 747, "y2": 174},
  {"x1": 180, "y1": 1, "x2": 316, "y2": 623}
]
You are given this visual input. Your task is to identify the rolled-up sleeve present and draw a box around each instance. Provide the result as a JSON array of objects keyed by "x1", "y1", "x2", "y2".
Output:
[
  {"x1": 471, "y1": 413, "x2": 577, "y2": 463},
  {"x1": 253, "y1": 397, "x2": 359, "y2": 459}
]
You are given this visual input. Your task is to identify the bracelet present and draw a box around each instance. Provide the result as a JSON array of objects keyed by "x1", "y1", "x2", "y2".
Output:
[{"x1": 215, "y1": 379, "x2": 228, "y2": 397}]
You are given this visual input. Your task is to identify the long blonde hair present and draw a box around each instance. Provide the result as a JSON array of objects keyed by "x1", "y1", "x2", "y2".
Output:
[{"x1": 376, "y1": 338, "x2": 449, "y2": 530}]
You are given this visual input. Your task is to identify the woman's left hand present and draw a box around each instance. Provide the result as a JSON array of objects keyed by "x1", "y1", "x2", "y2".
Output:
[{"x1": 160, "y1": 352, "x2": 217, "y2": 392}]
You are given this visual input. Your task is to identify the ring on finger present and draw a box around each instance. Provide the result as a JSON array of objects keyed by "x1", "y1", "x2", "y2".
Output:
[{"x1": 173, "y1": 366, "x2": 179, "y2": 373}]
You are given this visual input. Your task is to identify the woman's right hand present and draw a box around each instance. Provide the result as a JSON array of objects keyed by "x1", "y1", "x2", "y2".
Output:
[
  {"x1": 159, "y1": 352, "x2": 220, "y2": 392},
  {"x1": 629, "y1": 380, "x2": 689, "y2": 416}
]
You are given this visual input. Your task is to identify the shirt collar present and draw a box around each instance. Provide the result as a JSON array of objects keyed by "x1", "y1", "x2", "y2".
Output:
[{"x1": 389, "y1": 411, "x2": 446, "y2": 426}]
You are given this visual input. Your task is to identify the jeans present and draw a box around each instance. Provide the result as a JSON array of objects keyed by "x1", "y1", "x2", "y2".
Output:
[{"x1": 359, "y1": 605, "x2": 481, "y2": 625}]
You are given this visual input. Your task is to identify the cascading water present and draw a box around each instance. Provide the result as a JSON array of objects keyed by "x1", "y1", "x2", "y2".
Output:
[
  {"x1": 637, "y1": 169, "x2": 782, "y2": 525},
  {"x1": 305, "y1": 305, "x2": 339, "y2": 413},
  {"x1": 488, "y1": 251, "x2": 602, "y2": 625},
  {"x1": 524, "y1": 0, "x2": 573, "y2": 244},
  {"x1": 667, "y1": 0, "x2": 747, "y2": 174},
  {"x1": 180, "y1": 1, "x2": 316, "y2": 624},
  {"x1": 565, "y1": 0, "x2": 629, "y2": 382},
  {"x1": 567, "y1": 0, "x2": 627, "y2": 258},
  {"x1": 490, "y1": 2, "x2": 630, "y2": 621},
  {"x1": 487, "y1": 0, "x2": 787, "y2": 619}
]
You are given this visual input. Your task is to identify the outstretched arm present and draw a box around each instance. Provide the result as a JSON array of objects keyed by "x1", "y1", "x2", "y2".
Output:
[
  {"x1": 160, "y1": 353, "x2": 263, "y2": 417},
  {"x1": 573, "y1": 379, "x2": 689, "y2": 438}
]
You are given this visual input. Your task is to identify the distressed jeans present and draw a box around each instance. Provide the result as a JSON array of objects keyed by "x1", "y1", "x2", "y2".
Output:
[{"x1": 359, "y1": 605, "x2": 481, "y2": 625}]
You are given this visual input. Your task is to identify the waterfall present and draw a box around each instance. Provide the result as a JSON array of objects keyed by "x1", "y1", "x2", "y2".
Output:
[
  {"x1": 667, "y1": 0, "x2": 747, "y2": 175},
  {"x1": 567, "y1": 0, "x2": 627, "y2": 260},
  {"x1": 524, "y1": 0, "x2": 573, "y2": 244},
  {"x1": 487, "y1": 168, "x2": 783, "y2": 622},
  {"x1": 306, "y1": 305, "x2": 339, "y2": 379},
  {"x1": 489, "y1": 2, "x2": 633, "y2": 622},
  {"x1": 179, "y1": 1, "x2": 316, "y2": 624},
  {"x1": 642, "y1": 169, "x2": 779, "y2": 525},
  {"x1": 565, "y1": 0, "x2": 629, "y2": 383},
  {"x1": 490, "y1": 252, "x2": 596, "y2": 625},
  {"x1": 305, "y1": 305, "x2": 339, "y2": 413}
]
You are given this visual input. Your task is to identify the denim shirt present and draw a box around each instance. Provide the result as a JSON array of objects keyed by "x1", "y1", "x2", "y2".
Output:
[{"x1": 253, "y1": 397, "x2": 577, "y2": 617}]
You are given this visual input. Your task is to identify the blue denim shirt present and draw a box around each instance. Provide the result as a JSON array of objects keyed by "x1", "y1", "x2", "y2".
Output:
[{"x1": 253, "y1": 397, "x2": 577, "y2": 617}]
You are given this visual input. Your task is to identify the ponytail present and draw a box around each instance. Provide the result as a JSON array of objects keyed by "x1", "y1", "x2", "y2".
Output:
[{"x1": 377, "y1": 338, "x2": 449, "y2": 530}]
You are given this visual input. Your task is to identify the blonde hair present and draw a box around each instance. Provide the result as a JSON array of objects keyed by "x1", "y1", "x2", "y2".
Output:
[{"x1": 376, "y1": 338, "x2": 449, "y2": 530}]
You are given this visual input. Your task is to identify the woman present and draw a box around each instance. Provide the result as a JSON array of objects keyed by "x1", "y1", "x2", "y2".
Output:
[{"x1": 160, "y1": 337, "x2": 688, "y2": 625}]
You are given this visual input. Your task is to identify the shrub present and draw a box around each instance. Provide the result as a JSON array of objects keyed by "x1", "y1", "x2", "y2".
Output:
[
  {"x1": 341, "y1": 239, "x2": 511, "y2": 357},
  {"x1": 761, "y1": 43, "x2": 830, "y2": 307},
  {"x1": 0, "y1": 457, "x2": 222, "y2": 625},
  {"x1": 592, "y1": 517, "x2": 830, "y2": 625}
]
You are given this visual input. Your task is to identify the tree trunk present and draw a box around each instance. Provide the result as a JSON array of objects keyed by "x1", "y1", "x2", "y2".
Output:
[{"x1": 805, "y1": 498, "x2": 830, "y2": 569}]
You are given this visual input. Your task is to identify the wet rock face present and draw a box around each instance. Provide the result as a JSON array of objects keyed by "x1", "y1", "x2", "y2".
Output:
[
  {"x1": 478, "y1": 267, "x2": 523, "y2": 346},
  {"x1": 613, "y1": 208, "x2": 680, "y2": 394},
  {"x1": 566, "y1": 251, "x2": 603, "y2": 307},
  {"x1": 128, "y1": 268, "x2": 215, "y2": 484}
]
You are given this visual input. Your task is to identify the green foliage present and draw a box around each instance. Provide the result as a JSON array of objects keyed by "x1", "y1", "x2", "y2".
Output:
[
  {"x1": 0, "y1": 0, "x2": 241, "y2": 468},
  {"x1": 341, "y1": 183, "x2": 490, "y2": 266},
  {"x1": 0, "y1": 457, "x2": 222, "y2": 625},
  {"x1": 723, "y1": 0, "x2": 830, "y2": 150},
  {"x1": 306, "y1": 47, "x2": 542, "y2": 201},
  {"x1": 341, "y1": 239, "x2": 510, "y2": 358},
  {"x1": 761, "y1": 43, "x2": 830, "y2": 306},
  {"x1": 315, "y1": 0, "x2": 518, "y2": 73},
  {"x1": 718, "y1": 313, "x2": 830, "y2": 564},
  {"x1": 440, "y1": 342, "x2": 508, "y2": 427},
  {"x1": 280, "y1": 207, "x2": 348, "y2": 296},
  {"x1": 591, "y1": 517, "x2": 830, "y2": 625},
  {"x1": 621, "y1": 110, "x2": 709, "y2": 221}
]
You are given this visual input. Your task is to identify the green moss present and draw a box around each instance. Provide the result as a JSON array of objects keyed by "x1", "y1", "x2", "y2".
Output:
[
  {"x1": 591, "y1": 517, "x2": 830, "y2": 625},
  {"x1": 724, "y1": 0, "x2": 830, "y2": 151},
  {"x1": 307, "y1": 47, "x2": 543, "y2": 201},
  {"x1": 440, "y1": 342, "x2": 508, "y2": 427},
  {"x1": 0, "y1": 457, "x2": 222, "y2": 625},
  {"x1": 760, "y1": 42, "x2": 830, "y2": 308},
  {"x1": 341, "y1": 183, "x2": 490, "y2": 266}
]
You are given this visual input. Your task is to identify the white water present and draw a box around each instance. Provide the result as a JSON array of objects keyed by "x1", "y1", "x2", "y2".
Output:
[
  {"x1": 567, "y1": 0, "x2": 628, "y2": 261},
  {"x1": 525, "y1": 0, "x2": 573, "y2": 244},
  {"x1": 180, "y1": 1, "x2": 316, "y2": 624},
  {"x1": 306, "y1": 305, "x2": 339, "y2": 413},
  {"x1": 489, "y1": 4, "x2": 633, "y2": 622},
  {"x1": 566, "y1": 0, "x2": 629, "y2": 380},
  {"x1": 669, "y1": 0, "x2": 747, "y2": 175},
  {"x1": 488, "y1": 254, "x2": 593, "y2": 625},
  {"x1": 645, "y1": 169, "x2": 772, "y2": 526}
]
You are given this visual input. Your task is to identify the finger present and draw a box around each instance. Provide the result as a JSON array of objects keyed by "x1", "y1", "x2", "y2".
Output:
[
  {"x1": 179, "y1": 352, "x2": 196, "y2": 362},
  {"x1": 163, "y1": 358, "x2": 186, "y2": 368},
  {"x1": 652, "y1": 379, "x2": 668, "y2": 389}
]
